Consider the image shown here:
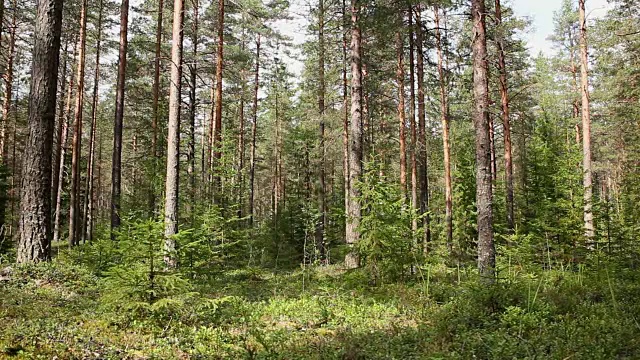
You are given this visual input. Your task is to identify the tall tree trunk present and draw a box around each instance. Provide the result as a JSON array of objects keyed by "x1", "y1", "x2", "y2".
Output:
[
  {"x1": 396, "y1": 27, "x2": 407, "y2": 199},
  {"x1": 345, "y1": 0, "x2": 362, "y2": 269},
  {"x1": 52, "y1": 37, "x2": 71, "y2": 209},
  {"x1": 187, "y1": 0, "x2": 198, "y2": 221},
  {"x1": 53, "y1": 39, "x2": 79, "y2": 245},
  {"x1": 578, "y1": 0, "x2": 594, "y2": 241},
  {"x1": 69, "y1": 0, "x2": 88, "y2": 247},
  {"x1": 471, "y1": 0, "x2": 495, "y2": 281},
  {"x1": 408, "y1": 6, "x2": 418, "y2": 236},
  {"x1": 0, "y1": 0, "x2": 17, "y2": 160},
  {"x1": 111, "y1": 0, "x2": 130, "y2": 238},
  {"x1": 210, "y1": 0, "x2": 224, "y2": 197},
  {"x1": 249, "y1": 35, "x2": 260, "y2": 226},
  {"x1": 434, "y1": 5, "x2": 453, "y2": 252},
  {"x1": 316, "y1": 0, "x2": 327, "y2": 263},
  {"x1": 236, "y1": 25, "x2": 246, "y2": 220},
  {"x1": 164, "y1": 0, "x2": 185, "y2": 268},
  {"x1": 17, "y1": 0, "x2": 63, "y2": 263},
  {"x1": 342, "y1": 0, "x2": 349, "y2": 239},
  {"x1": 82, "y1": 0, "x2": 104, "y2": 244},
  {"x1": 495, "y1": 0, "x2": 514, "y2": 232},
  {"x1": 0, "y1": 0, "x2": 16, "y2": 243},
  {"x1": 416, "y1": 5, "x2": 430, "y2": 248},
  {"x1": 150, "y1": 0, "x2": 164, "y2": 216}
]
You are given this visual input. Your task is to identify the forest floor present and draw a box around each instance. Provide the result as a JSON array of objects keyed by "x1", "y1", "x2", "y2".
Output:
[{"x1": 2, "y1": 248, "x2": 640, "y2": 359}]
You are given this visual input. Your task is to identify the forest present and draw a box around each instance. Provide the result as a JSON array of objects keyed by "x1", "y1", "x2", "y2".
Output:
[{"x1": 0, "y1": 0, "x2": 639, "y2": 357}]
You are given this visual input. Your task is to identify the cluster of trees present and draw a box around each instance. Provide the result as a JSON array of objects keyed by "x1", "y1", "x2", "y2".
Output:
[{"x1": 2, "y1": 0, "x2": 639, "y2": 281}]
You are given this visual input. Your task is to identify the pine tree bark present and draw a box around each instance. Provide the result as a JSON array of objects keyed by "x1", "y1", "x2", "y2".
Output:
[
  {"x1": 164, "y1": 0, "x2": 185, "y2": 268},
  {"x1": 150, "y1": 0, "x2": 164, "y2": 215},
  {"x1": 408, "y1": 6, "x2": 418, "y2": 237},
  {"x1": 52, "y1": 37, "x2": 70, "y2": 209},
  {"x1": 495, "y1": 0, "x2": 514, "y2": 232},
  {"x1": 249, "y1": 35, "x2": 260, "y2": 226},
  {"x1": 434, "y1": 5, "x2": 453, "y2": 252},
  {"x1": 53, "y1": 39, "x2": 79, "y2": 245},
  {"x1": 345, "y1": 0, "x2": 362, "y2": 269},
  {"x1": 69, "y1": 0, "x2": 88, "y2": 247},
  {"x1": 111, "y1": 0, "x2": 130, "y2": 238},
  {"x1": 0, "y1": 0, "x2": 17, "y2": 160},
  {"x1": 471, "y1": 0, "x2": 495, "y2": 281},
  {"x1": 416, "y1": 6, "x2": 430, "y2": 248},
  {"x1": 578, "y1": 0, "x2": 594, "y2": 241},
  {"x1": 316, "y1": 0, "x2": 327, "y2": 263},
  {"x1": 342, "y1": 0, "x2": 349, "y2": 238},
  {"x1": 82, "y1": 0, "x2": 104, "y2": 244},
  {"x1": 210, "y1": 0, "x2": 224, "y2": 197},
  {"x1": 396, "y1": 27, "x2": 407, "y2": 198},
  {"x1": 17, "y1": 0, "x2": 63, "y2": 263},
  {"x1": 187, "y1": 0, "x2": 198, "y2": 221}
]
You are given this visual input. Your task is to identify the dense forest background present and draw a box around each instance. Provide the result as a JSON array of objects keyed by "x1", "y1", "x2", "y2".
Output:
[{"x1": 0, "y1": 0, "x2": 639, "y2": 358}]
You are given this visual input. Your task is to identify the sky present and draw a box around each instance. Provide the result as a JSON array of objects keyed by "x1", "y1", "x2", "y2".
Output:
[{"x1": 511, "y1": 0, "x2": 613, "y2": 56}]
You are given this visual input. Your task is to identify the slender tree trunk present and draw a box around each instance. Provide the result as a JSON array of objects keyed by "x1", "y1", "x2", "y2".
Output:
[
  {"x1": 249, "y1": 35, "x2": 260, "y2": 226},
  {"x1": 316, "y1": 0, "x2": 327, "y2": 263},
  {"x1": 342, "y1": 0, "x2": 349, "y2": 238},
  {"x1": 495, "y1": 0, "x2": 514, "y2": 231},
  {"x1": 82, "y1": 0, "x2": 103, "y2": 244},
  {"x1": 52, "y1": 37, "x2": 71, "y2": 209},
  {"x1": 17, "y1": 0, "x2": 63, "y2": 263},
  {"x1": 164, "y1": 0, "x2": 185, "y2": 268},
  {"x1": 236, "y1": 25, "x2": 246, "y2": 220},
  {"x1": 210, "y1": 0, "x2": 224, "y2": 197},
  {"x1": 1, "y1": 0, "x2": 17, "y2": 160},
  {"x1": 416, "y1": 5, "x2": 430, "y2": 248},
  {"x1": 471, "y1": 0, "x2": 495, "y2": 281},
  {"x1": 345, "y1": 0, "x2": 362, "y2": 269},
  {"x1": 396, "y1": 27, "x2": 407, "y2": 199},
  {"x1": 408, "y1": 6, "x2": 418, "y2": 236},
  {"x1": 53, "y1": 39, "x2": 79, "y2": 245},
  {"x1": 69, "y1": 0, "x2": 88, "y2": 247},
  {"x1": 187, "y1": 0, "x2": 198, "y2": 221},
  {"x1": 434, "y1": 5, "x2": 453, "y2": 252},
  {"x1": 111, "y1": 0, "x2": 130, "y2": 238},
  {"x1": 150, "y1": 0, "x2": 164, "y2": 216},
  {"x1": 578, "y1": 0, "x2": 594, "y2": 241}
]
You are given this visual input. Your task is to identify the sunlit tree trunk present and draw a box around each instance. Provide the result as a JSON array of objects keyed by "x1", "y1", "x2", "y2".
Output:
[
  {"x1": 471, "y1": 0, "x2": 495, "y2": 281},
  {"x1": 578, "y1": 0, "x2": 594, "y2": 241},
  {"x1": 495, "y1": 0, "x2": 514, "y2": 231},
  {"x1": 434, "y1": 5, "x2": 453, "y2": 252},
  {"x1": 345, "y1": 0, "x2": 362, "y2": 269},
  {"x1": 69, "y1": 0, "x2": 88, "y2": 247},
  {"x1": 164, "y1": 0, "x2": 185, "y2": 268},
  {"x1": 396, "y1": 25, "x2": 407, "y2": 199},
  {"x1": 210, "y1": 0, "x2": 224, "y2": 198},
  {"x1": 249, "y1": 35, "x2": 260, "y2": 226}
]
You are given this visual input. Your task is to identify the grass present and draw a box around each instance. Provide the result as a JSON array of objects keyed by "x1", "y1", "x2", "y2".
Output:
[{"x1": 2, "y1": 252, "x2": 640, "y2": 359}]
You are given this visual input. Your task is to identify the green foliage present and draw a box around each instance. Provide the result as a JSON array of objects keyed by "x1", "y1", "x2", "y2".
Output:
[{"x1": 357, "y1": 160, "x2": 414, "y2": 282}]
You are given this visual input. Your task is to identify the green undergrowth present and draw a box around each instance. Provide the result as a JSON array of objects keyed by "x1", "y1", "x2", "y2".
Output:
[{"x1": 2, "y1": 252, "x2": 640, "y2": 359}]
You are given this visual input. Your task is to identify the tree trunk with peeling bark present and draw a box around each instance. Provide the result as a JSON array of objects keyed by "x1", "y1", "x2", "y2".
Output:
[
  {"x1": 345, "y1": 0, "x2": 362, "y2": 269},
  {"x1": 471, "y1": 0, "x2": 495, "y2": 281}
]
